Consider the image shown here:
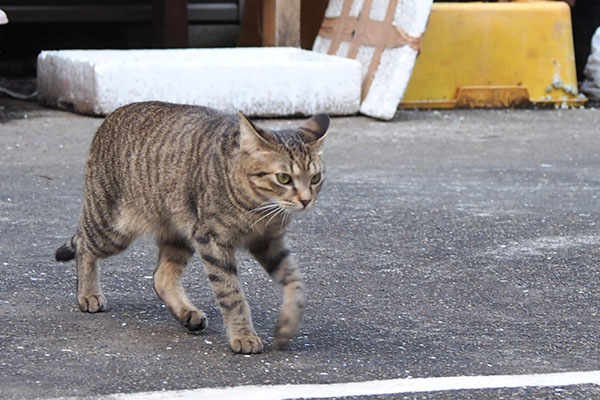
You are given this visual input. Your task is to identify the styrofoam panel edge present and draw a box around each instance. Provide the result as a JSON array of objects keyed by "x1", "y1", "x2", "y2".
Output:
[
  {"x1": 360, "y1": 47, "x2": 418, "y2": 120},
  {"x1": 313, "y1": 0, "x2": 433, "y2": 120}
]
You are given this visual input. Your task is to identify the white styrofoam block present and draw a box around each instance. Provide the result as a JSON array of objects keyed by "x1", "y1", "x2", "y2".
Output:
[
  {"x1": 0, "y1": 9, "x2": 8, "y2": 25},
  {"x1": 37, "y1": 47, "x2": 361, "y2": 117},
  {"x1": 582, "y1": 27, "x2": 600, "y2": 101},
  {"x1": 313, "y1": 0, "x2": 433, "y2": 120}
]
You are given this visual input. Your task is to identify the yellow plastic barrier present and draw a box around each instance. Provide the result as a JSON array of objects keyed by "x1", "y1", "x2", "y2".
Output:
[{"x1": 400, "y1": 1, "x2": 585, "y2": 108}]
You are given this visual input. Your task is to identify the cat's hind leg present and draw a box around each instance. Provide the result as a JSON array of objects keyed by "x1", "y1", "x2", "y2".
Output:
[
  {"x1": 76, "y1": 250, "x2": 107, "y2": 313},
  {"x1": 154, "y1": 238, "x2": 207, "y2": 331},
  {"x1": 76, "y1": 214, "x2": 132, "y2": 313}
]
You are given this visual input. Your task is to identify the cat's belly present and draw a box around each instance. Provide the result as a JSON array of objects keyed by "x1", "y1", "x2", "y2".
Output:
[{"x1": 113, "y1": 206, "x2": 192, "y2": 240}]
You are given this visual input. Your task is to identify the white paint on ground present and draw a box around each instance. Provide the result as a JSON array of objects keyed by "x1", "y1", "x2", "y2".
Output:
[
  {"x1": 486, "y1": 234, "x2": 600, "y2": 258},
  {"x1": 93, "y1": 370, "x2": 600, "y2": 400}
]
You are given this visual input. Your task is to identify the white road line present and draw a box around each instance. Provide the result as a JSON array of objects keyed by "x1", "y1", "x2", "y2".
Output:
[{"x1": 105, "y1": 370, "x2": 600, "y2": 400}]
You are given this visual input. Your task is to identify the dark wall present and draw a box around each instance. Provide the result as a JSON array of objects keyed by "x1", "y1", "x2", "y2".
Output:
[
  {"x1": 0, "y1": 0, "x2": 241, "y2": 76},
  {"x1": 571, "y1": 0, "x2": 600, "y2": 80},
  {"x1": 0, "y1": 22, "x2": 155, "y2": 75}
]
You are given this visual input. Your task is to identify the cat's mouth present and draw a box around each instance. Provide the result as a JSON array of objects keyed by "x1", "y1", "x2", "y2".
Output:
[
  {"x1": 246, "y1": 200, "x2": 312, "y2": 231},
  {"x1": 280, "y1": 200, "x2": 313, "y2": 212}
]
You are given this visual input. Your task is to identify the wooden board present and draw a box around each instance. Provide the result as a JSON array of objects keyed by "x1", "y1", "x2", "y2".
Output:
[{"x1": 313, "y1": 0, "x2": 432, "y2": 120}]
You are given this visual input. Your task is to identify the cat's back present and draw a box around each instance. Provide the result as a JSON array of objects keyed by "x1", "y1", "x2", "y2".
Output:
[
  {"x1": 94, "y1": 101, "x2": 236, "y2": 145},
  {"x1": 108, "y1": 101, "x2": 233, "y2": 126},
  {"x1": 87, "y1": 101, "x2": 239, "y2": 176}
]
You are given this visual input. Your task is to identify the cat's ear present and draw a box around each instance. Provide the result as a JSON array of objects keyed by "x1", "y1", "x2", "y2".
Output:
[
  {"x1": 238, "y1": 112, "x2": 277, "y2": 151},
  {"x1": 300, "y1": 114, "x2": 330, "y2": 148}
]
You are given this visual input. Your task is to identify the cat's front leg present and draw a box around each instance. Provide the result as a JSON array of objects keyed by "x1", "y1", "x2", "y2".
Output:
[
  {"x1": 155, "y1": 238, "x2": 207, "y2": 332},
  {"x1": 196, "y1": 241, "x2": 263, "y2": 354},
  {"x1": 249, "y1": 236, "x2": 305, "y2": 349}
]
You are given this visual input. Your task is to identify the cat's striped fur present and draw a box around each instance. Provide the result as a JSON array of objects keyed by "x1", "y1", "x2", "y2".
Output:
[{"x1": 55, "y1": 101, "x2": 329, "y2": 354}]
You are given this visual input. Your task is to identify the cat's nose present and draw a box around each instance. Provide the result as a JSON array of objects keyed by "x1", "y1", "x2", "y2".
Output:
[{"x1": 300, "y1": 199, "x2": 311, "y2": 208}]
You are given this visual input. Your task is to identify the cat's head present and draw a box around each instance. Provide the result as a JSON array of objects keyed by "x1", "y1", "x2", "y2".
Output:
[{"x1": 238, "y1": 112, "x2": 330, "y2": 212}]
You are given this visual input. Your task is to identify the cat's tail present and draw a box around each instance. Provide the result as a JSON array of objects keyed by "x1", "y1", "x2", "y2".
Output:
[{"x1": 55, "y1": 233, "x2": 78, "y2": 262}]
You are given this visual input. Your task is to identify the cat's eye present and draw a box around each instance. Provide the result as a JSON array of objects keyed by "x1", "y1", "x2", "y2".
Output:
[
  {"x1": 276, "y1": 173, "x2": 292, "y2": 185},
  {"x1": 310, "y1": 173, "x2": 322, "y2": 184}
]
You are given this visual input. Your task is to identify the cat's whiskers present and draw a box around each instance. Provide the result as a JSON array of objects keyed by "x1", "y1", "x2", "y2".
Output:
[
  {"x1": 245, "y1": 202, "x2": 279, "y2": 216},
  {"x1": 248, "y1": 205, "x2": 283, "y2": 231},
  {"x1": 280, "y1": 211, "x2": 292, "y2": 229},
  {"x1": 265, "y1": 207, "x2": 288, "y2": 228}
]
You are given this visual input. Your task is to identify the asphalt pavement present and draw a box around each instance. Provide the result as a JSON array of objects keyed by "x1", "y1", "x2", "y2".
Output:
[{"x1": 1, "y1": 98, "x2": 599, "y2": 399}]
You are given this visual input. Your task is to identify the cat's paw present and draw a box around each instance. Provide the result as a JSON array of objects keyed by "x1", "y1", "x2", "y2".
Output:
[
  {"x1": 179, "y1": 309, "x2": 208, "y2": 332},
  {"x1": 274, "y1": 331, "x2": 293, "y2": 349},
  {"x1": 274, "y1": 322, "x2": 296, "y2": 349},
  {"x1": 229, "y1": 334, "x2": 263, "y2": 354},
  {"x1": 274, "y1": 311, "x2": 301, "y2": 349},
  {"x1": 78, "y1": 294, "x2": 107, "y2": 313}
]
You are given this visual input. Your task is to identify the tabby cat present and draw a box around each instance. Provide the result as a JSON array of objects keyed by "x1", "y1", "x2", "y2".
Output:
[{"x1": 55, "y1": 101, "x2": 329, "y2": 354}]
